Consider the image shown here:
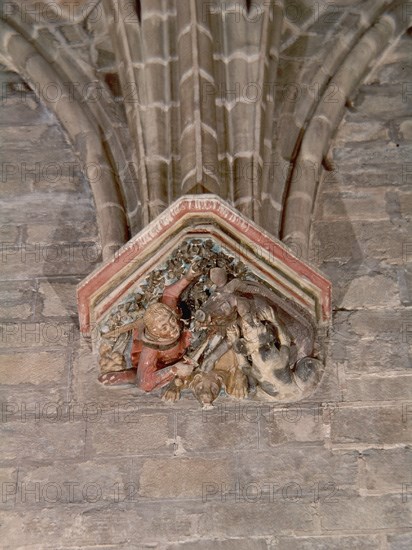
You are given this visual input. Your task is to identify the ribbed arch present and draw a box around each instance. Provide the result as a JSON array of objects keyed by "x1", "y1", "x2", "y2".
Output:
[
  {"x1": 280, "y1": 0, "x2": 412, "y2": 257},
  {"x1": 0, "y1": 18, "x2": 129, "y2": 259},
  {"x1": 1, "y1": 0, "x2": 411, "y2": 259}
]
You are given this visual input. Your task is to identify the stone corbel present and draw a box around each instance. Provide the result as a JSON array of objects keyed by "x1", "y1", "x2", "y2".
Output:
[{"x1": 78, "y1": 195, "x2": 331, "y2": 407}]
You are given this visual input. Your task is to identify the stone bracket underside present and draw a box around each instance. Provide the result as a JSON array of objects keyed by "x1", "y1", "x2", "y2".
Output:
[{"x1": 78, "y1": 195, "x2": 331, "y2": 337}]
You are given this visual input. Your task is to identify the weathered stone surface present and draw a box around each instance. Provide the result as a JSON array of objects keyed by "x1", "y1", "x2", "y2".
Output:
[
  {"x1": 0, "y1": 243, "x2": 100, "y2": 279},
  {"x1": 0, "y1": 278, "x2": 35, "y2": 319},
  {"x1": 177, "y1": 410, "x2": 259, "y2": 453},
  {"x1": 168, "y1": 540, "x2": 268, "y2": 550},
  {"x1": 259, "y1": 407, "x2": 324, "y2": 447},
  {"x1": 17, "y1": 458, "x2": 133, "y2": 506},
  {"x1": 0, "y1": 223, "x2": 20, "y2": 243},
  {"x1": 0, "y1": 169, "x2": 32, "y2": 197},
  {"x1": 331, "y1": 309, "x2": 408, "y2": 348},
  {"x1": 329, "y1": 136, "x2": 412, "y2": 188},
  {"x1": 399, "y1": 191, "x2": 412, "y2": 219},
  {"x1": 308, "y1": 360, "x2": 344, "y2": 402},
  {"x1": 330, "y1": 405, "x2": 412, "y2": 445},
  {"x1": 0, "y1": 89, "x2": 95, "y2": 210},
  {"x1": 271, "y1": 535, "x2": 381, "y2": 550},
  {"x1": 319, "y1": 495, "x2": 412, "y2": 530},
  {"x1": 316, "y1": 188, "x2": 390, "y2": 221},
  {"x1": 353, "y1": 86, "x2": 412, "y2": 120},
  {"x1": 371, "y1": 58, "x2": 412, "y2": 85},
  {"x1": 334, "y1": 120, "x2": 389, "y2": 145},
  {"x1": 328, "y1": 319, "x2": 411, "y2": 377},
  {"x1": 362, "y1": 448, "x2": 412, "y2": 492},
  {"x1": 17, "y1": 546, "x2": 127, "y2": 550},
  {"x1": 0, "y1": 93, "x2": 51, "y2": 125},
  {"x1": 339, "y1": 274, "x2": 399, "y2": 309},
  {"x1": 312, "y1": 220, "x2": 407, "y2": 264},
  {"x1": 0, "y1": 126, "x2": 83, "y2": 194},
  {"x1": 324, "y1": 164, "x2": 408, "y2": 188},
  {"x1": 0, "y1": 379, "x2": 68, "y2": 411},
  {"x1": 399, "y1": 120, "x2": 412, "y2": 141},
  {"x1": 0, "y1": 503, "x2": 205, "y2": 547},
  {"x1": 235, "y1": 447, "x2": 358, "y2": 497},
  {"x1": 0, "y1": 302, "x2": 31, "y2": 319},
  {"x1": 138, "y1": 457, "x2": 236, "y2": 499},
  {"x1": 198, "y1": 500, "x2": 314, "y2": 536},
  {"x1": 0, "y1": 350, "x2": 66, "y2": 384},
  {"x1": 0, "y1": 194, "x2": 97, "y2": 225},
  {"x1": 344, "y1": 375, "x2": 412, "y2": 402},
  {"x1": 0, "y1": 421, "x2": 85, "y2": 460},
  {"x1": 0, "y1": 322, "x2": 78, "y2": 349},
  {"x1": 27, "y1": 221, "x2": 98, "y2": 244},
  {"x1": 0, "y1": 467, "x2": 18, "y2": 509},
  {"x1": 87, "y1": 413, "x2": 173, "y2": 456},
  {"x1": 1, "y1": 124, "x2": 53, "y2": 148},
  {"x1": 38, "y1": 280, "x2": 80, "y2": 317},
  {"x1": 398, "y1": 266, "x2": 412, "y2": 305},
  {"x1": 387, "y1": 533, "x2": 412, "y2": 550}
]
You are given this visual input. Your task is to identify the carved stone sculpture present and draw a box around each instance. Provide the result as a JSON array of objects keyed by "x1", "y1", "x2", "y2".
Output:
[
  {"x1": 98, "y1": 265, "x2": 201, "y2": 390},
  {"x1": 77, "y1": 196, "x2": 331, "y2": 408},
  {"x1": 94, "y1": 248, "x2": 323, "y2": 407}
]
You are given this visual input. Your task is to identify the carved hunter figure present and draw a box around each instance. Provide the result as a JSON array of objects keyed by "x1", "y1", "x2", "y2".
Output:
[{"x1": 99, "y1": 264, "x2": 202, "y2": 390}]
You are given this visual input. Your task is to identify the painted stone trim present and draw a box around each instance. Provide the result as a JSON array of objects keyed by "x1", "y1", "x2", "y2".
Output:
[{"x1": 78, "y1": 195, "x2": 331, "y2": 335}]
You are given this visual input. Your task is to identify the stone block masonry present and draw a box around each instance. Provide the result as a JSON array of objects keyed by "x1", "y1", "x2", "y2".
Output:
[{"x1": 1, "y1": 19, "x2": 412, "y2": 550}]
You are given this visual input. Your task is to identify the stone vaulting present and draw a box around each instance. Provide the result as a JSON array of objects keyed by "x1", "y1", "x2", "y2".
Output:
[
  {"x1": 2, "y1": 0, "x2": 411, "y2": 258},
  {"x1": 0, "y1": 0, "x2": 412, "y2": 548}
]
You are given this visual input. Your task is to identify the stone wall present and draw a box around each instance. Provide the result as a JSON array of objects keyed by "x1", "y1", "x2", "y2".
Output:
[{"x1": 0, "y1": 29, "x2": 412, "y2": 550}]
